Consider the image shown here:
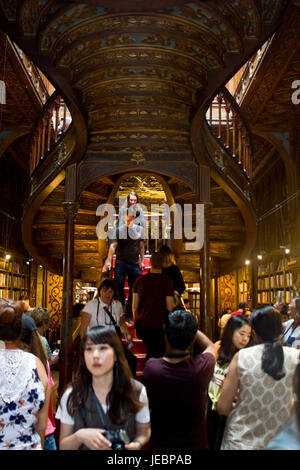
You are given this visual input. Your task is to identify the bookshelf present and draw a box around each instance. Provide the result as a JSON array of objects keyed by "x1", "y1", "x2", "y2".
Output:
[
  {"x1": 237, "y1": 265, "x2": 249, "y2": 304},
  {"x1": 257, "y1": 256, "x2": 294, "y2": 305},
  {"x1": 0, "y1": 249, "x2": 30, "y2": 300}
]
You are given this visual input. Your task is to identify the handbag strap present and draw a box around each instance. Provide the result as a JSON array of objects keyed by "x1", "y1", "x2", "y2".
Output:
[
  {"x1": 103, "y1": 305, "x2": 117, "y2": 326},
  {"x1": 97, "y1": 300, "x2": 121, "y2": 339},
  {"x1": 97, "y1": 299, "x2": 116, "y2": 326}
]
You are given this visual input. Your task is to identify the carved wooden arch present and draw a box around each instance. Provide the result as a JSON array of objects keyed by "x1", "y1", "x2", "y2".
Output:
[
  {"x1": 0, "y1": 126, "x2": 31, "y2": 160},
  {"x1": 78, "y1": 166, "x2": 194, "y2": 262},
  {"x1": 77, "y1": 160, "x2": 198, "y2": 198},
  {"x1": 21, "y1": 170, "x2": 66, "y2": 274}
]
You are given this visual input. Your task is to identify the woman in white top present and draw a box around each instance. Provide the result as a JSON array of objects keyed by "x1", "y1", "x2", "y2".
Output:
[
  {"x1": 56, "y1": 326, "x2": 151, "y2": 450},
  {"x1": 217, "y1": 305, "x2": 299, "y2": 450},
  {"x1": 282, "y1": 297, "x2": 300, "y2": 349},
  {"x1": 79, "y1": 278, "x2": 132, "y2": 342},
  {"x1": 0, "y1": 300, "x2": 50, "y2": 450}
]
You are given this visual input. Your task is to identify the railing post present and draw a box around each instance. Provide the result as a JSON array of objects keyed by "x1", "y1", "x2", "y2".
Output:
[
  {"x1": 54, "y1": 98, "x2": 60, "y2": 142},
  {"x1": 216, "y1": 93, "x2": 223, "y2": 139},
  {"x1": 231, "y1": 110, "x2": 236, "y2": 157},
  {"x1": 225, "y1": 101, "x2": 231, "y2": 148}
]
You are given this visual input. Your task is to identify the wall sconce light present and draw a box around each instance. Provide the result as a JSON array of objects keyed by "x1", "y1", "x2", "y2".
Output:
[
  {"x1": 5, "y1": 253, "x2": 11, "y2": 260},
  {"x1": 285, "y1": 248, "x2": 290, "y2": 254},
  {"x1": 245, "y1": 259, "x2": 251, "y2": 265},
  {"x1": 257, "y1": 254, "x2": 263, "y2": 260}
]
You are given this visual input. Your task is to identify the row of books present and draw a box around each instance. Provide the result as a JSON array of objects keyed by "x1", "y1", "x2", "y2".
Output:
[
  {"x1": 0, "y1": 259, "x2": 28, "y2": 275},
  {"x1": 258, "y1": 272, "x2": 293, "y2": 289},
  {"x1": 258, "y1": 289, "x2": 294, "y2": 304},
  {"x1": 0, "y1": 287, "x2": 25, "y2": 297},
  {"x1": 0, "y1": 272, "x2": 11, "y2": 286}
]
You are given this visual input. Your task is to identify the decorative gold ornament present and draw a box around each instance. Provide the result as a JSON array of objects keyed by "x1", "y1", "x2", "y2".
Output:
[{"x1": 130, "y1": 151, "x2": 146, "y2": 165}]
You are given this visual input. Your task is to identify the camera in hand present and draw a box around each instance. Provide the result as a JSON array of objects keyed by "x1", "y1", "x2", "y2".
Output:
[{"x1": 103, "y1": 429, "x2": 129, "y2": 451}]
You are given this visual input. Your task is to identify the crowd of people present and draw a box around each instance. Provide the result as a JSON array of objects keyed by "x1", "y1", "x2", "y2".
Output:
[{"x1": 1, "y1": 193, "x2": 300, "y2": 451}]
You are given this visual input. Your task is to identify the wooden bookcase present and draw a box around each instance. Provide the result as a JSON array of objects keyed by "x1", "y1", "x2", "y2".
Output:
[
  {"x1": 257, "y1": 256, "x2": 294, "y2": 306},
  {"x1": 0, "y1": 248, "x2": 30, "y2": 301},
  {"x1": 237, "y1": 265, "x2": 250, "y2": 305}
]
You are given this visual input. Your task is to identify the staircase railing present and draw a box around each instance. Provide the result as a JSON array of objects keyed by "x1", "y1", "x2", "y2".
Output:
[
  {"x1": 233, "y1": 36, "x2": 273, "y2": 105},
  {"x1": 12, "y1": 41, "x2": 53, "y2": 105},
  {"x1": 206, "y1": 87, "x2": 252, "y2": 180},
  {"x1": 29, "y1": 92, "x2": 72, "y2": 174}
]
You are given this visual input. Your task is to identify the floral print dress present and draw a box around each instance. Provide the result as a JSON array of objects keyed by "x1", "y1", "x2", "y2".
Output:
[{"x1": 0, "y1": 349, "x2": 45, "y2": 450}]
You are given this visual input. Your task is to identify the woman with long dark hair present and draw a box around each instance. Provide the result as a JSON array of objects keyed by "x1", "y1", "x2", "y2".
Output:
[
  {"x1": 56, "y1": 326, "x2": 151, "y2": 450},
  {"x1": 218, "y1": 306, "x2": 300, "y2": 450},
  {"x1": 207, "y1": 315, "x2": 252, "y2": 449}
]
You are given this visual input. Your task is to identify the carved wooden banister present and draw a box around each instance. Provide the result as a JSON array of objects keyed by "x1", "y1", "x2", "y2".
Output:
[
  {"x1": 29, "y1": 92, "x2": 72, "y2": 174},
  {"x1": 206, "y1": 87, "x2": 253, "y2": 180},
  {"x1": 11, "y1": 40, "x2": 52, "y2": 105}
]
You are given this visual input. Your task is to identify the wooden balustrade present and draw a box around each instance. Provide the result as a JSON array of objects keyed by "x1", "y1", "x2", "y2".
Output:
[
  {"x1": 12, "y1": 41, "x2": 53, "y2": 104},
  {"x1": 29, "y1": 95, "x2": 72, "y2": 174},
  {"x1": 206, "y1": 89, "x2": 252, "y2": 179}
]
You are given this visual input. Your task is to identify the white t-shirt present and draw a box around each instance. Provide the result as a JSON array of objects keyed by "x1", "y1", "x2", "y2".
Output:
[
  {"x1": 56, "y1": 382, "x2": 150, "y2": 425},
  {"x1": 282, "y1": 319, "x2": 300, "y2": 349},
  {"x1": 83, "y1": 299, "x2": 123, "y2": 330}
]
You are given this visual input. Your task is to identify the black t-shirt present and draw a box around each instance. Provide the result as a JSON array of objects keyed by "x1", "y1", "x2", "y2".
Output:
[{"x1": 114, "y1": 225, "x2": 144, "y2": 265}]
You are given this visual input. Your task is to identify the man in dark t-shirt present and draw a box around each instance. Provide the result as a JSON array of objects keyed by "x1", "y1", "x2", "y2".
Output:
[
  {"x1": 105, "y1": 205, "x2": 145, "y2": 321},
  {"x1": 143, "y1": 310, "x2": 216, "y2": 451},
  {"x1": 133, "y1": 252, "x2": 174, "y2": 360}
]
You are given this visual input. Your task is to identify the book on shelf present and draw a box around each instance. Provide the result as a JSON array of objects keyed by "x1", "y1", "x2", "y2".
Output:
[{"x1": 239, "y1": 281, "x2": 247, "y2": 293}]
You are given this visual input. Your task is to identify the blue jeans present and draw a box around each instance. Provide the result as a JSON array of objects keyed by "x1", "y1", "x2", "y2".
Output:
[{"x1": 114, "y1": 261, "x2": 141, "y2": 316}]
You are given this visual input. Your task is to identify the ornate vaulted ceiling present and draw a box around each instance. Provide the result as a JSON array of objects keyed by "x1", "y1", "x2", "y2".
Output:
[{"x1": 0, "y1": 0, "x2": 289, "y2": 172}]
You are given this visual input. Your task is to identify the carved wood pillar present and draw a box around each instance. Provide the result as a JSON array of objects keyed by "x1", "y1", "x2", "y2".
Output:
[
  {"x1": 197, "y1": 165, "x2": 213, "y2": 338},
  {"x1": 59, "y1": 164, "x2": 78, "y2": 395}
]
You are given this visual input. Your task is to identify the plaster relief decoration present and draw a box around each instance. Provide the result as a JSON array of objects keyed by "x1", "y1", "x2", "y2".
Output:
[
  {"x1": 218, "y1": 272, "x2": 237, "y2": 314},
  {"x1": 46, "y1": 272, "x2": 63, "y2": 331}
]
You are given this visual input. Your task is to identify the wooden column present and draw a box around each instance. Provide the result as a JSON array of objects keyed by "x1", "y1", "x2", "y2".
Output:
[
  {"x1": 198, "y1": 165, "x2": 213, "y2": 338},
  {"x1": 59, "y1": 164, "x2": 78, "y2": 395},
  {"x1": 200, "y1": 202, "x2": 212, "y2": 337}
]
